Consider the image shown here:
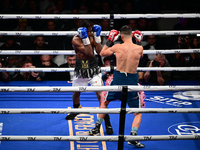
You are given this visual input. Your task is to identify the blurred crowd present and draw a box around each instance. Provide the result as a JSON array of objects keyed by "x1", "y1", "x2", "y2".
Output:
[{"x1": 0, "y1": 0, "x2": 200, "y2": 84}]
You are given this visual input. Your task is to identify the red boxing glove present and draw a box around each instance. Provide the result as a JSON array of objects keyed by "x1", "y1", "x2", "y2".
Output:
[
  {"x1": 106, "y1": 30, "x2": 120, "y2": 47},
  {"x1": 108, "y1": 30, "x2": 120, "y2": 42},
  {"x1": 132, "y1": 30, "x2": 143, "y2": 43}
]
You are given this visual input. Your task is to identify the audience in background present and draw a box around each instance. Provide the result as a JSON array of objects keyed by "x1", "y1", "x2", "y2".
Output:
[
  {"x1": 143, "y1": 35, "x2": 165, "y2": 60},
  {"x1": 143, "y1": 54, "x2": 171, "y2": 85},
  {"x1": 0, "y1": 60, "x2": 9, "y2": 82},
  {"x1": 58, "y1": 55, "x2": 76, "y2": 81},
  {"x1": 35, "y1": 55, "x2": 58, "y2": 81},
  {"x1": 0, "y1": 0, "x2": 199, "y2": 82},
  {"x1": 12, "y1": 60, "x2": 44, "y2": 81},
  {"x1": 29, "y1": 36, "x2": 51, "y2": 65}
]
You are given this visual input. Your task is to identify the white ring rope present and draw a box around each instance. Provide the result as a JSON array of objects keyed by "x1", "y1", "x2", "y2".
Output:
[
  {"x1": 0, "y1": 85, "x2": 199, "y2": 92},
  {"x1": 0, "y1": 135, "x2": 199, "y2": 141},
  {"x1": 0, "y1": 30, "x2": 200, "y2": 36},
  {"x1": 0, "y1": 108, "x2": 199, "y2": 114},
  {"x1": 0, "y1": 67, "x2": 200, "y2": 72},
  {"x1": 0, "y1": 49, "x2": 199, "y2": 55},
  {"x1": 1, "y1": 13, "x2": 200, "y2": 19}
]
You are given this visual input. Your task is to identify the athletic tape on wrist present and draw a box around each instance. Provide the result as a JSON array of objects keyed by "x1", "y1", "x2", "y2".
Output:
[
  {"x1": 105, "y1": 40, "x2": 113, "y2": 47},
  {"x1": 82, "y1": 38, "x2": 90, "y2": 45},
  {"x1": 94, "y1": 36, "x2": 101, "y2": 43}
]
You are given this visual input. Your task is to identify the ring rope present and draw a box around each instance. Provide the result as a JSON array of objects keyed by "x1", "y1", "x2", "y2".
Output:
[
  {"x1": 0, "y1": 30, "x2": 200, "y2": 36},
  {"x1": 0, "y1": 135, "x2": 199, "y2": 141},
  {"x1": 0, "y1": 108, "x2": 199, "y2": 114},
  {"x1": 0, "y1": 49, "x2": 199, "y2": 55},
  {"x1": 0, "y1": 85, "x2": 199, "y2": 92},
  {"x1": 1, "y1": 13, "x2": 200, "y2": 19},
  {"x1": 0, "y1": 67, "x2": 200, "y2": 72}
]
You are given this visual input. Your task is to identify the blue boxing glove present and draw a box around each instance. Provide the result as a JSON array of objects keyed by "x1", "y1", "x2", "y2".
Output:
[
  {"x1": 93, "y1": 25, "x2": 102, "y2": 43},
  {"x1": 77, "y1": 27, "x2": 90, "y2": 45}
]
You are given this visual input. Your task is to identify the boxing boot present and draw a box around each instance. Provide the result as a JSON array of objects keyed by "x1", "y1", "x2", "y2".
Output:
[
  {"x1": 65, "y1": 104, "x2": 82, "y2": 120},
  {"x1": 128, "y1": 131, "x2": 145, "y2": 148},
  {"x1": 104, "y1": 114, "x2": 113, "y2": 135},
  {"x1": 88, "y1": 122, "x2": 101, "y2": 136}
]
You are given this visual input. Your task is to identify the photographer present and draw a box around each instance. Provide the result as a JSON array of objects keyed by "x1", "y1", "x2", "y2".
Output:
[
  {"x1": 12, "y1": 60, "x2": 44, "y2": 81},
  {"x1": 144, "y1": 54, "x2": 171, "y2": 85},
  {"x1": 0, "y1": 59, "x2": 9, "y2": 82}
]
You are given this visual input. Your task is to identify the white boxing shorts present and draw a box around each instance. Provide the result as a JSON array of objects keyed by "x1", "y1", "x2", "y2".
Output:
[{"x1": 72, "y1": 72, "x2": 103, "y2": 86}]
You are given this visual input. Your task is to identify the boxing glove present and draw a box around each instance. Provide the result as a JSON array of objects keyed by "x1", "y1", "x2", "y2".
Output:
[
  {"x1": 77, "y1": 27, "x2": 90, "y2": 45},
  {"x1": 132, "y1": 30, "x2": 143, "y2": 43},
  {"x1": 106, "y1": 30, "x2": 120, "y2": 47},
  {"x1": 93, "y1": 25, "x2": 102, "y2": 43}
]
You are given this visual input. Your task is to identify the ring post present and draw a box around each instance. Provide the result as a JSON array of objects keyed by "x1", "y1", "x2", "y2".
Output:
[{"x1": 118, "y1": 86, "x2": 128, "y2": 150}]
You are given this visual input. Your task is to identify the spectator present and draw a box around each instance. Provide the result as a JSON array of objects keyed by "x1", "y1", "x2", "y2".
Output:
[
  {"x1": 44, "y1": 19, "x2": 64, "y2": 50},
  {"x1": 137, "y1": 19, "x2": 148, "y2": 31},
  {"x1": 12, "y1": 60, "x2": 44, "y2": 81},
  {"x1": 135, "y1": 0, "x2": 160, "y2": 13},
  {"x1": 0, "y1": 0, "x2": 14, "y2": 14},
  {"x1": 60, "y1": 6, "x2": 80, "y2": 31},
  {"x1": 39, "y1": 0, "x2": 56, "y2": 13},
  {"x1": 13, "y1": 19, "x2": 34, "y2": 49},
  {"x1": 144, "y1": 54, "x2": 171, "y2": 85},
  {"x1": 0, "y1": 36, "x2": 23, "y2": 78},
  {"x1": 0, "y1": 59, "x2": 9, "y2": 82},
  {"x1": 168, "y1": 36, "x2": 200, "y2": 80},
  {"x1": 87, "y1": 0, "x2": 101, "y2": 13},
  {"x1": 55, "y1": 0, "x2": 68, "y2": 14},
  {"x1": 0, "y1": 0, "x2": 16, "y2": 31},
  {"x1": 128, "y1": 19, "x2": 138, "y2": 31},
  {"x1": 100, "y1": 1, "x2": 111, "y2": 14},
  {"x1": 26, "y1": 0, "x2": 41, "y2": 14},
  {"x1": 143, "y1": 35, "x2": 164, "y2": 60},
  {"x1": 46, "y1": 19, "x2": 56, "y2": 31},
  {"x1": 29, "y1": 36, "x2": 51, "y2": 65},
  {"x1": 0, "y1": 36, "x2": 21, "y2": 51},
  {"x1": 13, "y1": 19, "x2": 33, "y2": 31},
  {"x1": 173, "y1": 18, "x2": 194, "y2": 30},
  {"x1": 26, "y1": 0, "x2": 42, "y2": 31},
  {"x1": 58, "y1": 55, "x2": 76, "y2": 81},
  {"x1": 138, "y1": 35, "x2": 164, "y2": 83},
  {"x1": 100, "y1": 19, "x2": 110, "y2": 46},
  {"x1": 35, "y1": 55, "x2": 58, "y2": 81},
  {"x1": 121, "y1": 1, "x2": 135, "y2": 14},
  {"x1": 13, "y1": 0, "x2": 28, "y2": 13},
  {"x1": 101, "y1": 56, "x2": 113, "y2": 81}
]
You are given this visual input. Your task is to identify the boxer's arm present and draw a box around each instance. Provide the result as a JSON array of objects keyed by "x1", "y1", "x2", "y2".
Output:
[
  {"x1": 100, "y1": 29, "x2": 120, "y2": 57},
  {"x1": 76, "y1": 27, "x2": 94, "y2": 57},
  {"x1": 93, "y1": 25, "x2": 102, "y2": 55},
  {"x1": 94, "y1": 42, "x2": 102, "y2": 55},
  {"x1": 100, "y1": 45, "x2": 114, "y2": 57},
  {"x1": 72, "y1": 36, "x2": 93, "y2": 57}
]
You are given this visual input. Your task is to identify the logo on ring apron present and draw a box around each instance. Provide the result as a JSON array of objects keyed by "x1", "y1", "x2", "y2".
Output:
[
  {"x1": 173, "y1": 91, "x2": 200, "y2": 100},
  {"x1": 82, "y1": 60, "x2": 89, "y2": 68},
  {"x1": 168, "y1": 122, "x2": 200, "y2": 135}
]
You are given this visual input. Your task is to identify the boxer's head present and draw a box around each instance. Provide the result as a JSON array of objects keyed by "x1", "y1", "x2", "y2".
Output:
[
  {"x1": 79, "y1": 19, "x2": 94, "y2": 37},
  {"x1": 120, "y1": 25, "x2": 132, "y2": 39}
]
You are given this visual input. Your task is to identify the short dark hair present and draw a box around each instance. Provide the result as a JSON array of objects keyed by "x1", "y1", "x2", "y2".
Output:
[
  {"x1": 21, "y1": 60, "x2": 32, "y2": 67},
  {"x1": 79, "y1": 19, "x2": 94, "y2": 29},
  {"x1": 120, "y1": 25, "x2": 132, "y2": 36}
]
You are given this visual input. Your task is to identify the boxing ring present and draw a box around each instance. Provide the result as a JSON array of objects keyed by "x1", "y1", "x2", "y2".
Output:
[{"x1": 0, "y1": 13, "x2": 200, "y2": 150}]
